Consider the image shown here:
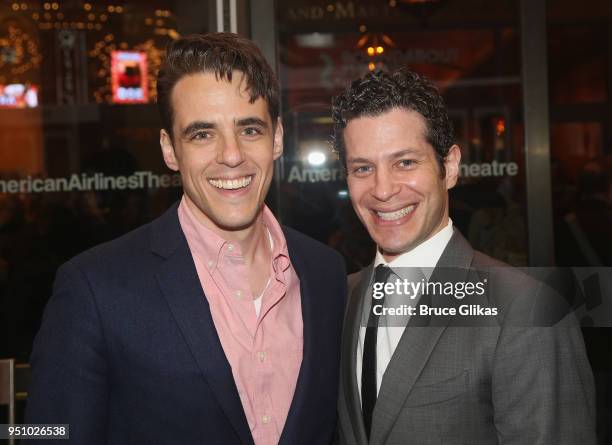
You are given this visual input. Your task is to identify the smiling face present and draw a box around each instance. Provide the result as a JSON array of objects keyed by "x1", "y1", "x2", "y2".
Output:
[
  {"x1": 160, "y1": 71, "x2": 283, "y2": 233},
  {"x1": 344, "y1": 107, "x2": 460, "y2": 262}
]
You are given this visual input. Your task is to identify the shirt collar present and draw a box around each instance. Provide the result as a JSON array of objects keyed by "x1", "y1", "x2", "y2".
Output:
[{"x1": 177, "y1": 196, "x2": 291, "y2": 275}]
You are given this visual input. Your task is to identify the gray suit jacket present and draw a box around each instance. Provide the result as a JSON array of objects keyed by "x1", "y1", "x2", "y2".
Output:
[{"x1": 338, "y1": 229, "x2": 596, "y2": 445}]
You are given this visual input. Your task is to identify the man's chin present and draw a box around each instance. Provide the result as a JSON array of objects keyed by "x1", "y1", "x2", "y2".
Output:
[
  {"x1": 377, "y1": 238, "x2": 418, "y2": 258},
  {"x1": 211, "y1": 209, "x2": 263, "y2": 232}
]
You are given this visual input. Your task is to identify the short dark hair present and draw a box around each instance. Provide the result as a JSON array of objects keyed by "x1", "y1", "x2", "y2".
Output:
[
  {"x1": 331, "y1": 69, "x2": 454, "y2": 176},
  {"x1": 157, "y1": 33, "x2": 279, "y2": 138}
]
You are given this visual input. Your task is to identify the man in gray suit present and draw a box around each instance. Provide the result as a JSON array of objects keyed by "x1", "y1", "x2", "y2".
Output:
[{"x1": 332, "y1": 69, "x2": 596, "y2": 445}]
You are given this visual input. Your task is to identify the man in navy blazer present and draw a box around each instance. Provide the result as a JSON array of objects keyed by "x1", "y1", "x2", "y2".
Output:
[{"x1": 25, "y1": 33, "x2": 346, "y2": 445}]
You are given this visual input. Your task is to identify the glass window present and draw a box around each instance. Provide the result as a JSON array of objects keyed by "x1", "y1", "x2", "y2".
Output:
[
  {"x1": 275, "y1": 0, "x2": 527, "y2": 272},
  {"x1": 547, "y1": 1, "x2": 612, "y2": 268},
  {"x1": 0, "y1": 1, "x2": 212, "y2": 360}
]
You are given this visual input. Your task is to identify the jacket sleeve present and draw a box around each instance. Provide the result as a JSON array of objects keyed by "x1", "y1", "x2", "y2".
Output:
[
  {"x1": 25, "y1": 260, "x2": 109, "y2": 445},
  {"x1": 492, "y1": 285, "x2": 597, "y2": 445}
]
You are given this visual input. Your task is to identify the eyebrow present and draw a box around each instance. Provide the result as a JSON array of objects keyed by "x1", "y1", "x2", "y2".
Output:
[
  {"x1": 236, "y1": 117, "x2": 268, "y2": 128},
  {"x1": 347, "y1": 148, "x2": 421, "y2": 165},
  {"x1": 180, "y1": 121, "x2": 215, "y2": 138}
]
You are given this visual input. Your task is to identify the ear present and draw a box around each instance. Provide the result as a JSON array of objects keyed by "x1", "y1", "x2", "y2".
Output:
[
  {"x1": 160, "y1": 129, "x2": 179, "y2": 172},
  {"x1": 444, "y1": 144, "x2": 461, "y2": 190},
  {"x1": 272, "y1": 118, "x2": 284, "y2": 161}
]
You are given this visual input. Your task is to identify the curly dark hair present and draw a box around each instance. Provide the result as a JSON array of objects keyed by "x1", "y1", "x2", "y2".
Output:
[
  {"x1": 157, "y1": 33, "x2": 279, "y2": 139},
  {"x1": 331, "y1": 69, "x2": 454, "y2": 177}
]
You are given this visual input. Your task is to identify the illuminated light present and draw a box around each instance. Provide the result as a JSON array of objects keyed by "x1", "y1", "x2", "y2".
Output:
[
  {"x1": 108, "y1": 5, "x2": 115, "y2": 12},
  {"x1": 119, "y1": 42, "x2": 127, "y2": 49},
  {"x1": 155, "y1": 9, "x2": 162, "y2": 16},
  {"x1": 43, "y1": 3, "x2": 50, "y2": 10},
  {"x1": 20, "y1": 3, "x2": 27, "y2": 10},
  {"x1": 115, "y1": 6, "x2": 123, "y2": 13},
  {"x1": 12, "y1": 3, "x2": 19, "y2": 10},
  {"x1": 496, "y1": 118, "x2": 506, "y2": 135},
  {"x1": 367, "y1": 46, "x2": 375, "y2": 56},
  {"x1": 145, "y1": 18, "x2": 153, "y2": 25},
  {"x1": 163, "y1": 10, "x2": 171, "y2": 17},
  {"x1": 32, "y1": 12, "x2": 39, "y2": 19},
  {"x1": 88, "y1": 13, "x2": 95, "y2": 20},
  {"x1": 44, "y1": 12, "x2": 51, "y2": 19},
  {"x1": 326, "y1": 4, "x2": 334, "y2": 12},
  {"x1": 337, "y1": 190, "x2": 348, "y2": 198},
  {"x1": 87, "y1": 22, "x2": 94, "y2": 29},
  {"x1": 95, "y1": 23, "x2": 102, "y2": 30},
  {"x1": 359, "y1": 25, "x2": 366, "y2": 32},
  {"x1": 105, "y1": 34, "x2": 114, "y2": 41},
  {"x1": 77, "y1": 22, "x2": 84, "y2": 29},
  {"x1": 100, "y1": 14, "x2": 107, "y2": 21},
  {"x1": 389, "y1": 0, "x2": 397, "y2": 6},
  {"x1": 84, "y1": 3, "x2": 92, "y2": 11},
  {"x1": 368, "y1": 62, "x2": 376, "y2": 71},
  {"x1": 156, "y1": 19, "x2": 164, "y2": 26},
  {"x1": 376, "y1": 46, "x2": 384, "y2": 54},
  {"x1": 307, "y1": 151, "x2": 327, "y2": 166},
  {"x1": 57, "y1": 12, "x2": 64, "y2": 19},
  {"x1": 167, "y1": 29, "x2": 180, "y2": 39},
  {"x1": 51, "y1": 2, "x2": 59, "y2": 10}
]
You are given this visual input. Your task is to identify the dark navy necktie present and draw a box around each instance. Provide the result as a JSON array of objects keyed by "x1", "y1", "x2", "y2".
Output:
[{"x1": 361, "y1": 264, "x2": 392, "y2": 438}]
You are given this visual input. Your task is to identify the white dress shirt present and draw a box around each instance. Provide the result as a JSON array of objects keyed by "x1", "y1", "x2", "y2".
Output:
[{"x1": 357, "y1": 219, "x2": 454, "y2": 401}]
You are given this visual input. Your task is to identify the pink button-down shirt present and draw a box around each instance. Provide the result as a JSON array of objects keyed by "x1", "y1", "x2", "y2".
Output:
[{"x1": 178, "y1": 198, "x2": 303, "y2": 445}]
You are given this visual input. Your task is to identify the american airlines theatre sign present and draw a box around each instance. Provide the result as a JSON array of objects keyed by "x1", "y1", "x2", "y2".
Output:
[
  {"x1": 0, "y1": 159, "x2": 519, "y2": 193},
  {"x1": 285, "y1": 160, "x2": 519, "y2": 183}
]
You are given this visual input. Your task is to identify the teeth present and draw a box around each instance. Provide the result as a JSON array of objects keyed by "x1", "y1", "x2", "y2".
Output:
[
  {"x1": 209, "y1": 176, "x2": 252, "y2": 190},
  {"x1": 376, "y1": 205, "x2": 415, "y2": 221}
]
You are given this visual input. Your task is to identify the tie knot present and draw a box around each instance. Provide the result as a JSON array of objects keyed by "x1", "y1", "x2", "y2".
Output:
[{"x1": 373, "y1": 264, "x2": 392, "y2": 285}]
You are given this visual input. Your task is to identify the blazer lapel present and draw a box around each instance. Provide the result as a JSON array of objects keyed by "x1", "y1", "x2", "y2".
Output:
[
  {"x1": 277, "y1": 228, "x2": 319, "y2": 445},
  {"x1": 151, "y1": 204, "x2": 254, "y2": 445},
  {"x1": 370, "y1": 229, "x2": 474, "y2": 445},
  {"x1": 342, "y1": 265, "x2": 372, "y2": 445}
]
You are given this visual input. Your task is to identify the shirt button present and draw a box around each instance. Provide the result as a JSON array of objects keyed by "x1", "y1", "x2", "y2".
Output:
[
  {"x1": 235, "y1": 290, "x2": 242, "y2": 299},
  {"x1": 257, "y1": 351, "x2": 266, "y2": 362},
  {"x1": 227, "y1": 244, "x2": 234, "y2": 252},
  {"x1": 261, "y1": 415, "x2": 270, "y2": 424},
  {"x1": 207, "y1": 260, "x2": 214, "y2": 268}
]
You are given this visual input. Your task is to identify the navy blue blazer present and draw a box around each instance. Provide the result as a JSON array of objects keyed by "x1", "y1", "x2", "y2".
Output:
[{"x1": 25, "y1": 203, "x2": 347, "y2": 445}]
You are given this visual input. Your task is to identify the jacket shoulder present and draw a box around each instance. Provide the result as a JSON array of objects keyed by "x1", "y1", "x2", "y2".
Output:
[
  {"x1": 62, "y1": 217, "x2": 163, "y2": 287},
  {"x1": 282, "y1": 225, "x2": 346, "y2": 265},
  {"x1": 347, "y1": 270, "x2": 365, "y2": 294}
]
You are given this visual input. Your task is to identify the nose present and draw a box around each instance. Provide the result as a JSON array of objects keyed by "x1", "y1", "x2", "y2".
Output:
[
  {"x1": 372, "y1": 168, "x2": 400, "y2": 201},
  {"x1": 216, "y1": 133, "x2": 244, "y2": 167}
]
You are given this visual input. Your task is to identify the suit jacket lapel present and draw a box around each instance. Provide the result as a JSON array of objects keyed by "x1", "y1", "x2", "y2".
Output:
[
  {"x1": 342, "y1": 265, "x2": 372, "y2": 445},
  {"x1": 278, "y1": 228, "x2": 319, "y2": 445},
  {"x1": 370, "y1": 229, "x2": 474, "y2": 445},
  {"x1": 151, "y1": 204, "x2": 254, "y2": 445}
]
